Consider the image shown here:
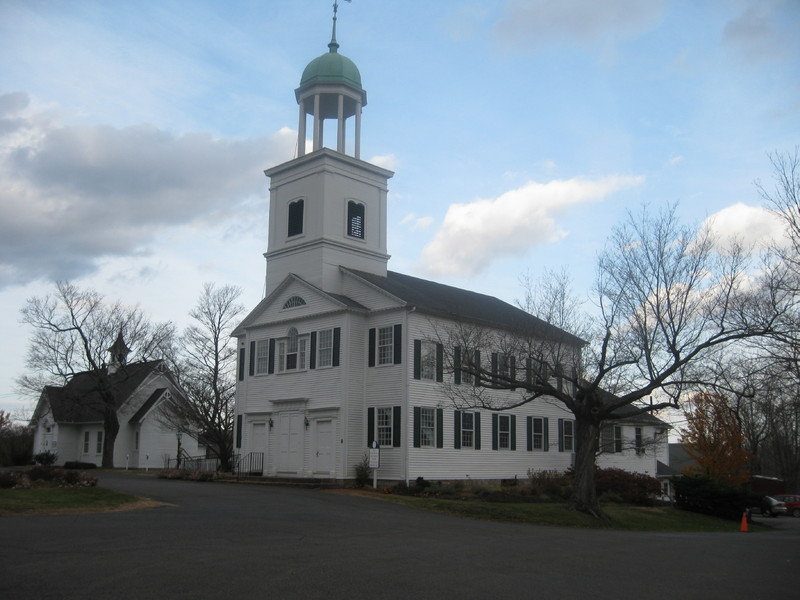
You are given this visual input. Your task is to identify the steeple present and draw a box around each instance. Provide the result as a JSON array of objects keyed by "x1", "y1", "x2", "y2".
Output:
[
  {"x1": 107, "y1": 331, "x2": 131, "y2": 374},
  {"x1": 262, "y1": 4, "x2": 392, "y2": 296},
  {"x1": 295, "y1": 1, "x2": 365, "y2": 158}
]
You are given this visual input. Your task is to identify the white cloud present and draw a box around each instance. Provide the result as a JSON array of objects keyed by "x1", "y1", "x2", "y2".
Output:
[
  {"x1": 0, "y1": 92, "x2": 294, "y2": 289},
  {"x1": 703, "y1": 203, "x2": 784, "y2": 250},
  {"x1": 399, "y1": 213, "x2": 434, "y2": 231},
  {"x1": 419, "y1": 175, "x2": 644, "y2": 277},
  {"x1": 369, "y1": 153, "x2": 398, "y2": 171},
  {"x1": 668, "y1": 155, "x2": 684, "y2": 166},
  {"x1": 493, "y1": 0, "x2": 665, "y2": 53}
]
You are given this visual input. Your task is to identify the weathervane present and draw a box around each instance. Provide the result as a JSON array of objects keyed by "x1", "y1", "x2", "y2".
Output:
[{"x1": 330, "y1": 0, "x2": 351, "y2": 51}]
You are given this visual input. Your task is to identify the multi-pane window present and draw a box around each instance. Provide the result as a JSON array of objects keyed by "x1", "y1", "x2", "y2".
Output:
[
  {"x1": 317, "y1": 328, "x2": 333, "y2": 368},
  {"x1": 347, "y1": 201, "x2": 365, "y2": 239},
  {"x1": 96, "y1": 431, "x2": 103, "y2": 454},
  {"x1": 498, "y1": 414, "x2": 511, "y2": 450},
  {"x1": 635, "y1": 427, "x2": 644, "y2": 455},
  {"x1": 461, "y1": 411, "x2": 474, "y2": 448},
  {"x1": 377, "y1": 407, "x2": 393, "y2": 447},
  {"x1": 255, "y1": 339, "x2": 270, "y2": 374},
  {"x1": 278, "y1": 327, "x2": 307, "y2": 372},
  {"x1": 288, "y1": 199, "x2": 304, "y2": 237},
  {"x1": 420, "y1": 341, "x2": 437, "y2": 380},
  {"x1": 377, "y1": 326, "x2": 394, "y2": 365},
  {"x1": 499, "y1": 354, "x2": 510, "y2": 379},
  {"x1": 561, "y1": 419, "x2": 575, "y2": 452},
  {"x1": 462, "y1": 349, "x2": 478, "y2": 384},
  {"x1": 614, "y1": 425, "x2": 623, "y2": 453},
  {"x1": 420, "y1": 407, "x2": 436, "y2": 447},
  {"x1": 532, "y1": 417, "x2": 544, "y2": 450},
  {"x1": 83, "y1": 431, "x2": 90, "y2": 454}
]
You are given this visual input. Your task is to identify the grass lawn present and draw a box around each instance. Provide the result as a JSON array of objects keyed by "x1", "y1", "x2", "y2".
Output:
[
  {"x1": 0, "y1": 487, "x2": 154, "y2": 515},
  {"x1": 363, "y1": 494, "x2": 763, "y2": 532}
]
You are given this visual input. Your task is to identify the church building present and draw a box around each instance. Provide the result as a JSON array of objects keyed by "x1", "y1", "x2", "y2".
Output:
[{"x1": 232, "y1": 10, "x2": 668, "y2": 484}]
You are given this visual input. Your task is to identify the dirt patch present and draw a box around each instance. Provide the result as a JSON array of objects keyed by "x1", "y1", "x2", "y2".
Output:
[{"x1": 1, "y1": 497, "x2": 175, "y2": 516}]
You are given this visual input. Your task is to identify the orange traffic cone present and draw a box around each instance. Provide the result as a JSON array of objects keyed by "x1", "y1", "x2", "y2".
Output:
[{"x1": 740, "y1": 512, "x2": 749, "y2": 532}]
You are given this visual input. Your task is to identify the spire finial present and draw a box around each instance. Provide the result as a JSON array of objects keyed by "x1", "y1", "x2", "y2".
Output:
[{"x1": 330, "y1": 0, "x2": 351, "y2": 53}]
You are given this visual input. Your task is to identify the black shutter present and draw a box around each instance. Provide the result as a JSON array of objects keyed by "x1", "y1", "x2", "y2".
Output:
[
  {"x1": 236, "y1": 415, "x2": 242, "y2": 449},
  {"x1": 454, "y1": 411, "x2": 461, "y2": 449},
  {"x1": 544, "y1": 417, "x2": 550, "y2": 451},
  {"x1": 436, "y1": 344, "x2": 444, "y2": 382},
  {"x1": 474, "y1": 350, "x2": 481, "y2": 386},
  {"x1": 436, "y1": 408, "x2": 443, "y2": 448},
  {"x1": 392, "y1": 406, "x2": 401, "y2": 448},
  {"x1": 413, "y1": 340, "x2": 421, "y2": 380},
  {"x1": 527, "y1": 416, "x2": 533, "y2": 451},
  {"x1": 492, "y1": 413, "x2": 498, "y2": 450},
  {"x1": 393, "y1": 324, "x2": 402, "y2": 364},
  {"x1": 558, "y1": 419, "x2": 564, "y2": 452},
  {"x1": 268, "y1": 339, "x2": 275, "y2": 374},
  {"x1": 453, "y1": 346, "x2": 461, "y2": 385},
  {"x1": 510, "y1": 415, "x2": 517, "y2": 451},
  {"x1": 310, "y1": 332, "x2": 317, "y2": 370},
  {"x1": 525, "y1": 358, "x2": 532, "y2": 390},
  {"x1": 413, "y1": 406, "x2": 421, "y2": 448},
  {"x1": 332, "y1": 327, "x2": 341, "y2": 367},
  {"x1": 475, "y1": 413, "x2": 481, "y2": 450},
  {"x1": 491, "y1": 352, "x2": 498, "y2": 384},
  {"x1": 368, "y1": 328, "x2": 376, "y2": 367},
  {"x1": 510, "y1": 356, "x2": 516, "y2": 390},
  {"x1": 367, "y1": 407, "x2": 375, "y2": 446},
  {"x1": 238, "y1": 348, "x2": 245, "y2": 381},
  {"x1": 249, "y1": 341, "x2": 255, "y2": 376}
]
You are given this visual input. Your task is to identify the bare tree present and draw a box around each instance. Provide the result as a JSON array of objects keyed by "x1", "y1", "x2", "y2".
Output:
[
  {"x1": 160, "y1": 283, "x2": 243, "y2": 472},
  {"x1": 19, "y1": 281, "x2": 176, "y2": 467},
  {"x1": 438, "y1": 204, "x2": 782, "y2": 518}
]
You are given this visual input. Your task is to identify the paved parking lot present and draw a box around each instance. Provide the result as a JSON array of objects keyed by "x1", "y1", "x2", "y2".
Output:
[{"x1": 1, "y1": 471, "x2": 798, "y2": 599}]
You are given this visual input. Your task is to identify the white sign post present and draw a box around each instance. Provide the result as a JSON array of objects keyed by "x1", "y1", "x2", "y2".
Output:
[{"x1": 369, "y1": 441, "x2": 380, "y2": 489}]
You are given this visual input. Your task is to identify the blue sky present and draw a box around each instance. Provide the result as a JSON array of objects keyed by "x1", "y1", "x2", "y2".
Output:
[{"x1": 1, "y1": 0, "x2": 798, "y2": 418}]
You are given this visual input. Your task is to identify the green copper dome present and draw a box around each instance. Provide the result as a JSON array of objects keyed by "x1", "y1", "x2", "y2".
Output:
[{"x1": 300, "y1": 43, "x2": 363, "y2": 90}]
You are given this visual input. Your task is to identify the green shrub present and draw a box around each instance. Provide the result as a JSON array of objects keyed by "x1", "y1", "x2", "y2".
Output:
[
  {"x1": 673, "y1": 475, "x2": 756, "y2": 521},
  {"x1": 528, "y1": 469, "x2": 571, "y2": 500},
  {"x1": 595, "y1": 468, "x2": 661, "y2": 506},
  {"x1": 354, "y1": 454, "x2": 371, "y2": 488},
  {"x1": 33, "y1": 450, "x2": 58, "y2": 467},
  {"x1": 0, "y1": 471, "x2": 17, "y2": 489}
]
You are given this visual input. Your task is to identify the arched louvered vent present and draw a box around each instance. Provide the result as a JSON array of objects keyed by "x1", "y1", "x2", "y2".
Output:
[{"x1": 283, "y1": 296, "x2": 306, "y2": 309}]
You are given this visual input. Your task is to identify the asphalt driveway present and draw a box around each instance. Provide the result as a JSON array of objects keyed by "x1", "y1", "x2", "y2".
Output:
[{"x1": 1, "y1": 471, "x2": 798, "y2": 599}]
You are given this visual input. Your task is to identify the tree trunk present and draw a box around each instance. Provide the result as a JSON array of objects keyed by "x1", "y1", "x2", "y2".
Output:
[
  {"x1": 102, "y1": 404, "x2": 120, "y2": 468},
  {"x1": 570, "y1": 416, "x2": 607, "y2": 520}
]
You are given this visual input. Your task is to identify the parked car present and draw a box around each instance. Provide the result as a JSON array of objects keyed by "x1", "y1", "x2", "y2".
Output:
[
  {"x1": 772, "y1": 494, "x2": 800, "y2": 517},
  {"x1": 761, "y1": 496, "x2": 788, "y2": 517}
]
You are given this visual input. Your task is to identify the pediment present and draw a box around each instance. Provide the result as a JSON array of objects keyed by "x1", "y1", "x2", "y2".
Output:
[{"x1": 232, "y1": 274, "x2": 366, "y2": 335}]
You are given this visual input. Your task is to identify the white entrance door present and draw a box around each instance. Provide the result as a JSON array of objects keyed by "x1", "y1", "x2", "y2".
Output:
[
  {"x1": 251, "y1": 422, "x2": 267, "y2": 453},
  {"x1": 278, "y1": 413, "x2": 303, "y2": 474},
  {"x1": 313, "y1": 419, "x2": 334, "y2": 475}
]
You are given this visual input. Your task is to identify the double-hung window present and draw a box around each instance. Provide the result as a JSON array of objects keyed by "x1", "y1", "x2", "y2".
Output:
[
  {"x1": 278, "y1": 327, "x2": 307, "y2": 373},
  {"x1": 317, "y1": 328, "x2": 333, "y2": 368},
  {"x1": 420, "y1": 341, "x2": 437, "y2": 380},
  {"x1": 461, "y1": 411, "x2": 474, "y2": 448},
  {"x1": 377, "y1": 407, "x2": 393, "y2": 447},
  {"x1": 255, "y1": 339, "x2": 270, "y2": 374},
  {"x1": 96, "y1": 431, "x2": 103, "y2": 454},
  {"x1": 559, "y1": 419, "x2": 575, "y2": 452},
  {"x1": 532, "y1": 417, "x2": 544, "y2": 450},
  {"x1": 419, "y1": 408, "x2": 436, "y2": 447},
  {"x1": 83, "y1": 431, "x2": 90, "y2": 454},
  {"x1": 635, "y1": 427, "x2": 644, "y2": 455},
  {"x1": 498, "y1": 414, "x2": 511, "y2": 449},
  {"x1": 377, "y1": 326, "x2": 394, "y2": 365}
]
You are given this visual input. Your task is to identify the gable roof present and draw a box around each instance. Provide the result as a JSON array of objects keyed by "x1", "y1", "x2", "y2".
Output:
[
  {"x1": 128, "y1": 387, "x2": 168, "y2": 424},
  {"x1": 232, "y1": 273, "x2": 368, "y2": 336},
  {"x1": 42, "y1": 360, "x2": 165, "y2": 424},
  {"x1": 343, "y1": 268, "x2": 586, "y2": 346}
]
